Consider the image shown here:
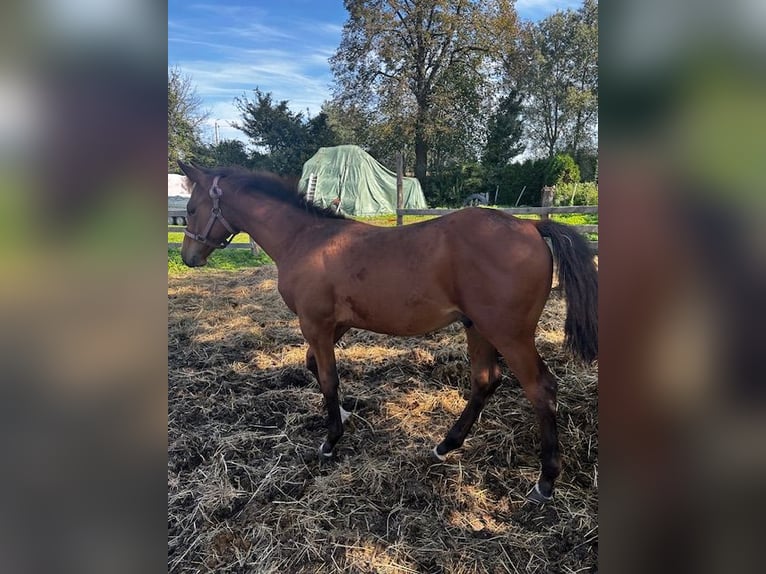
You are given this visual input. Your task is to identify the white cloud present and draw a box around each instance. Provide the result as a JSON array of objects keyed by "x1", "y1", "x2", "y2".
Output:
[
  {"x1": 178, "y1": 55, "x2": 333, "y2": 145},
  {"x1": 516, "y1": 0, "x2": 582, "y2": 20},
  {"x1": 516, "y1": 0, "x2": 580, "y2": 10},
  {"x1": 169, "y1": 3, "x2": 343, "y2": 147}
]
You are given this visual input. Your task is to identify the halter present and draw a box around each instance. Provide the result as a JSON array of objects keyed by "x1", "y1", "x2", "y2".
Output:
[{"x1": 184, "y1": 176, "x2": 237, "y2": 248}]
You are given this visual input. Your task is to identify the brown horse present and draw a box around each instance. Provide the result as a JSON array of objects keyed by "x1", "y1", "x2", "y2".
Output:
[{"x1": 178, "y1": 162, "x2": 598, "y2": 503}]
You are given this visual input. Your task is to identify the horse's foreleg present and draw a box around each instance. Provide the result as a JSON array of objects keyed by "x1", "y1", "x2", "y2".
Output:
[
  {"x1": 305, "y1": 326, "x2": 351, "y2": 430},
  {"x1": 316, "y1": 347, "x2": 343, "y2": 457},
  {"x1": 502, "y1": 339, "x2": 560, "y2": 503},
  {"x1": 434, "y1": 327, "x2": 501, "y2": 460},
  {"x1": 303, "y1": 325, "x2": 347, "y2": 458},
  {"x1": 305, "y1": 325, "x2": 350, "y2": 379}
]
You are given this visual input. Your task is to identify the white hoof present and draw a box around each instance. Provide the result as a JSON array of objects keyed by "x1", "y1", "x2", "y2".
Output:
[
  {"x1": 526, "y1": 482, "x2": 553, "y2": 504},
  {"x1": 432, "y1": 446, "x2": 447, "y2": 461},
  {"x1": 319, "y1": 443, "x2": 333, "y2": 458},
  {"x1": 340, "y1": 406, "x2": 351, "y2": 424}
]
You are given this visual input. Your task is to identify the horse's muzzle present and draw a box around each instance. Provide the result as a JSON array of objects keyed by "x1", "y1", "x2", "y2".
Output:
[{"x1": 181, "y1": 252, "x2": 208, "y2": 267}]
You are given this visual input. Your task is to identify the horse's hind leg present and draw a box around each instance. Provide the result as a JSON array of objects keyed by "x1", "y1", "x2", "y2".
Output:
[
  {"x1": 500, "y1": 338, "x2": 560, "y2": 503},
  {"x1": 434, "y1": 326, "x2": 501, "y2": 460}
]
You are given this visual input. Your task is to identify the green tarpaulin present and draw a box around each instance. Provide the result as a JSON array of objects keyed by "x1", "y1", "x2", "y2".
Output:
[{"x1": 298, "y1": 145, "x2": 428, "y2": 216}]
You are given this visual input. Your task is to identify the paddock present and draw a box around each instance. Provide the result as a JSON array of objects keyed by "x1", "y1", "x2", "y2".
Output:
[{"x1": 168, "y1": 265, "x2": 597, "y2": 573}]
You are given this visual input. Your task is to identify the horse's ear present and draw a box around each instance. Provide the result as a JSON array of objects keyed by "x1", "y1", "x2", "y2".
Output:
[{"x1": 178, "y1": 160, "x2": 205, "y2": 180}]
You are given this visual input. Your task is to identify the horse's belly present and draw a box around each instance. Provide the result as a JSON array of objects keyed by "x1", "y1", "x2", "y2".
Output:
[{"x1": 339, "y1": 296, "x2": 460, "y2": 336}]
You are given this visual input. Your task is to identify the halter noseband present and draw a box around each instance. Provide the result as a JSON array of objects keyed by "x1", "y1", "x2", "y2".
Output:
[{"x1": 184, "y1": 176, "x2": 237, "y2": 248}]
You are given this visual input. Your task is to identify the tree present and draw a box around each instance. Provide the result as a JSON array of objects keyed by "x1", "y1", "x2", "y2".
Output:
[
  {"x1": 509, "y1": 1, "x2": 598, "y2": 159},
  {"x1": 482, "y1": 89, "x2": 525, "y2": 177},
  {"x1": 514, "y1": 13, "x2": 572, "y2": 158},
  {"x1": 232, "y1": 89, "x2": 338, "y2": 175},
  {"x1": 330, "y1": 0, "x2": 518, "y2": 182},
  {"x1": 168, "y1": 67, "x2": 208, "y2": 172},
  {"x1": 204, "y1": 139, "x2": 250, "y2": 168},
  {"x1": 564, "y1": 0, "x2": 598, "y2": 160},
  {"x1": 321, "y1": 101, "x2": 375, "y2": 147}
]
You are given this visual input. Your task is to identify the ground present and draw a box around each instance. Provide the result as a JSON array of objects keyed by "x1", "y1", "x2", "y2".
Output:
[{"x1": 168, "y1": 265, "x2": 598, "y2": 573}]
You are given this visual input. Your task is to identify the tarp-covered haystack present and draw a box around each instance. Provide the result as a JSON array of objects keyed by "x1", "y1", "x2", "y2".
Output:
[{"x1": 298, "y1": 145, "x2": 428, "y2": 216}]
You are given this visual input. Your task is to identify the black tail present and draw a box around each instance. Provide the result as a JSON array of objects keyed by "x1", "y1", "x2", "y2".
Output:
[{"x1": 535, "y1": 220, "x2": 598, "y2": 363}]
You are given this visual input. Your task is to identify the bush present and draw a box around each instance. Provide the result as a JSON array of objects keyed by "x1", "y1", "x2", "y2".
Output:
[
  {"x1": 423, "y1": 162, "x2": 485, "y2": 207},
  {"x1": 575, "y1": 152, "x2": 598, "y2": 182},
  {"x1": 489, "y1": 153, "x2": 582, "y2": 206},
  {"x1": 552, "y1": 182, "x2": 598, "y2": 206},
  {"x1": 548, "y1": 153, "x2": 580, "y2": 185}
]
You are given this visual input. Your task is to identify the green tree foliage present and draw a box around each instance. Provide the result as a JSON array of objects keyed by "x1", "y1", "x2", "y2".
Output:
[
  {"x1": 232, "y1": 89, "x2": 338, "y2": 176},
  {"x1": 552, "y1": 181, "x2": 598, "y2": 206},
  {"x1": 322, "y1": 100, "x2": 406, "y2": 171},
  {"x1": 576, "y1": 152, "x2": 598, "y2": 182},
  {"x1": 491, "y1": 153, "x2": 581, "y2": 206},
  {"x1": 330, "y1": 0, "x2": 518, "y2": 182},
  {"x1": 510, "y1": 0, "x2": 598, "y2": 159},
  {"x1": 321, "y1": 101, "x2": 371, "y2": 146},
  {"x1": 168, "y1": 67, "x2": 208, "y2": 172},
  {"x1": 548, "y1": 153, "x2": 580, "y2": 185},
  {"x1": 482, "y1": 90, "x2": 525, "y2": 191},
  {"x1": 565, "y1": 0, "x2": 598, "y2": 160},
  {"x1": 197, "y1": 139, "x2": 250, "y2": 168},
  {"x1": 423, "y1": 161, "x2": 485, "y2": 207}
]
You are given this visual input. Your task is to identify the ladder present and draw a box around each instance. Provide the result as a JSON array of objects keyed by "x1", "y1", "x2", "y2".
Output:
[{"x1": 306, "y1": 173, "x2": 317, "y2": 203}]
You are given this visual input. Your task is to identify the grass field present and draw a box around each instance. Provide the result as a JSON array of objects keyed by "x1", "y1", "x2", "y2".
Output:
[{"x1": 168, "y1": 212, "x2": 598, "y2": 275}]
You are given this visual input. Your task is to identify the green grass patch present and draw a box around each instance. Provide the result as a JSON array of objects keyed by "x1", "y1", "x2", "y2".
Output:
[
  {"x1": 168, "y1": 231, "x2": 252, "y2": 244},
  {"x1": 354, "y1": 213, "x2": 438, "y2": 226},
  {"x1": 168, "y1": 247, "x2": 272, "y2": 276},
  {"x1": 550, "y1": 213, "x2": 598, "y2": 225}
]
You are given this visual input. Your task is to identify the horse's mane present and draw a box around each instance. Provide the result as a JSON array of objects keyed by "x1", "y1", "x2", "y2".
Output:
[{"x1": 213, "y1": 166, "x2": 347, "y2": 220}]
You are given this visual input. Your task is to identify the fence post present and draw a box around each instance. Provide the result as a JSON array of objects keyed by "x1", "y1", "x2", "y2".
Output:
[
  {"x1": 541, "y1": 186, "x2": 554, "y2": 221},
  {"x1": 396, "y1": 152, "x2": 404, "y2": 226}
]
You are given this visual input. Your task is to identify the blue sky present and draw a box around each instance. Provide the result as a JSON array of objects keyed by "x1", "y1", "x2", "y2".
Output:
[{"x1": 168, "y1": 0, "x2": 583, "y2": 144}]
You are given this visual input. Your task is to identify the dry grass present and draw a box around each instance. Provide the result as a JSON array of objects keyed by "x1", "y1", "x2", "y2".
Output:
[{"x1": 168, "y1": 266, "x2": 598, "y2": 573}]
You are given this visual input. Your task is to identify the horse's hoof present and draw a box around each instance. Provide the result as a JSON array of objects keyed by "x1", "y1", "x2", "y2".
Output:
[
  {"x1": 318, "y1": 442, "x2": 334, "y2": 460},
  {"x1": 525, "y1": 482, "x2": 553, "y2": 504},
  {"x1": 431, "y1": 445, "x2": 447, "y2": 462}
]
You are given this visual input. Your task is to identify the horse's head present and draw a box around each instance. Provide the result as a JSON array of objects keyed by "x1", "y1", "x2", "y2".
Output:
[{"x1": 178, "y1": 161, "x2": 238, "y2": 267}]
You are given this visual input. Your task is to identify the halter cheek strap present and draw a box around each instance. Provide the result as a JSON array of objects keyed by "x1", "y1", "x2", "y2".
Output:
[{"x1": 184, "y1": 176, "x2": 238, "y2": 248}]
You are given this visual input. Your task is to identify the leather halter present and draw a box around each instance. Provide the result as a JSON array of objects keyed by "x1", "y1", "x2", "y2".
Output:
[{"x1": 184, "y1": 176, "x2": 237, "y2": 248}]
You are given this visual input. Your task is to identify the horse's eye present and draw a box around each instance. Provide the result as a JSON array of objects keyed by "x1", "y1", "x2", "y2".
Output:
[{"x1": 187, "y1": 206, "x2": 196, "y2": 217}]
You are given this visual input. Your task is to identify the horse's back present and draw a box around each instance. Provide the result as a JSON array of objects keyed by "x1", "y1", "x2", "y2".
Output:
[
  {"x1": 440, "y1": 208, "x2": 552, "y2": 274},
  {"x1": 440, "y1": 209, "x2": 554, "y2": 332}
]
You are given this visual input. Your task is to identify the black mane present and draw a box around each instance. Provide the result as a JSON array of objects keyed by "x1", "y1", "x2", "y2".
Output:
[{"x1": 213, "y1": 166, "x2": 347, "y2": 220}]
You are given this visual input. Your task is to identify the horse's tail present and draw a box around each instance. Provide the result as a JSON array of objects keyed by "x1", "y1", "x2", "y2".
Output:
[{"x1": 535, "y1": 220, "x2": 598, "y2": 363}]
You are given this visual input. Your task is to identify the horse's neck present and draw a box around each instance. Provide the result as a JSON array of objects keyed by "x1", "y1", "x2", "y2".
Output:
[{"x1": 230, "y1": 193, "x2": 317, "y2": 264}]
